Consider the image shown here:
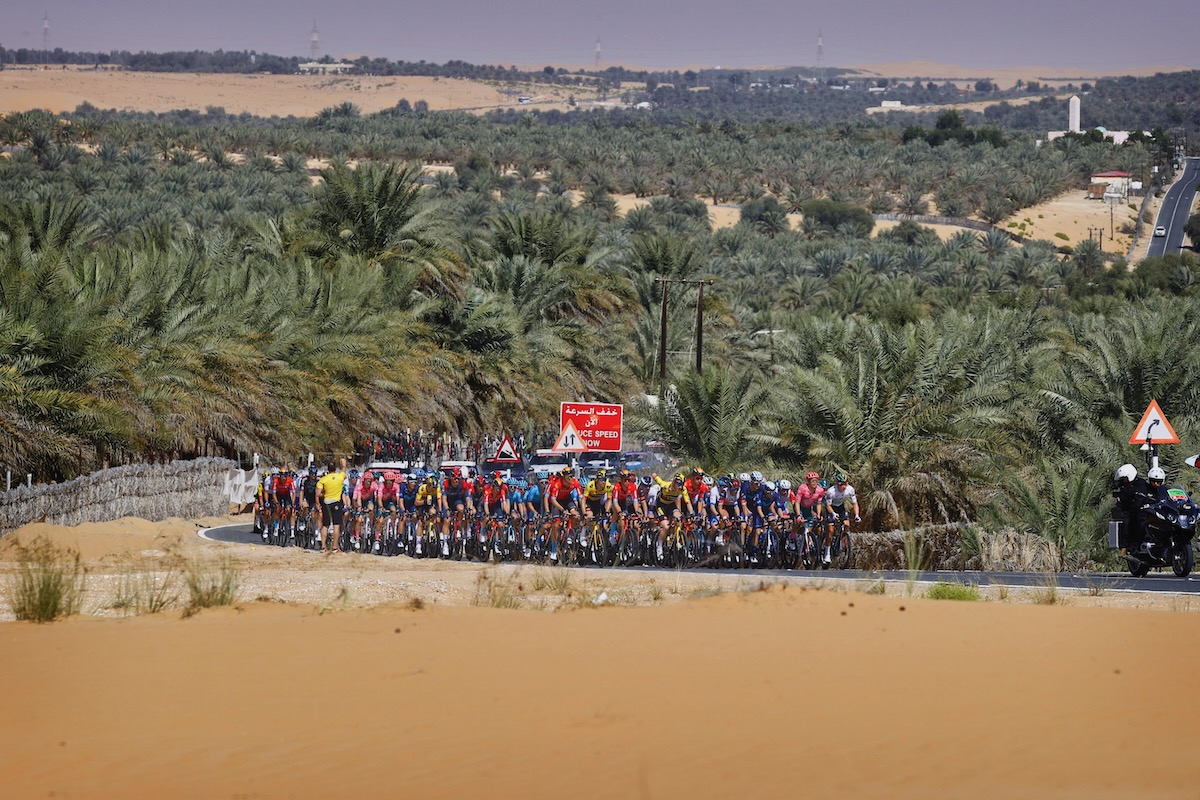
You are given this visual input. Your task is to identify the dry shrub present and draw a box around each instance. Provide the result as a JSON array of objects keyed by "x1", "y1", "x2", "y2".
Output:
[{"x1": 6, "y1": 537, "x2": 88, "y2": 622}]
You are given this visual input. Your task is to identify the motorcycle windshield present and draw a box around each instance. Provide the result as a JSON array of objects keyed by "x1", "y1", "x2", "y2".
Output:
[{"x1": 1168, "y1": 487, "x2": 1189, "y2": 503}]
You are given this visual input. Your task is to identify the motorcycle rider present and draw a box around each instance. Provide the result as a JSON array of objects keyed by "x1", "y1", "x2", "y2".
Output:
[{"x1": 1112, "y1": 463, "x2": 1154, "y2": 552}]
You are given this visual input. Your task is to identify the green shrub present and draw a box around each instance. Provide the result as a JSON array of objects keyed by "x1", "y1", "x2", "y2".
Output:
[
  {"x1": 7, "y1": 538, "x2": 88, "y2": 622},
  {"x1": 112, "y1": 558, "x2": 179, "y2": 615},
  {"x1": 1055, "y1": 232, "x2": 1070, "y2": 240},
  {"x1": 926, "y1": 582, "x2": 981, "y2": 601}
]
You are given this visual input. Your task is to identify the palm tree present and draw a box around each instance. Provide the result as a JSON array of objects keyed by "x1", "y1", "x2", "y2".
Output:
[{"x1": 628, "y1": 366, "x2": 778, "y2": 473}]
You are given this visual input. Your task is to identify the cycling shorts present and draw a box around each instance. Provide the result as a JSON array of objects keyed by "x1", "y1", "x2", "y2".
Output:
[
  {"x1": 321, "y1": 500, "x2": 344, "y2": 527},
  {"x1": 586, "y1": 498, "x2": 607, "y2": 518}
]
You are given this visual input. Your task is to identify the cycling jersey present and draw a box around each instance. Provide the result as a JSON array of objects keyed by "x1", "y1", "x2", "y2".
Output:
[
  {"x1": 414, "y1": 484, "x2": 441, "y2": 506},
  {"x1": 825, "y1": 484, "x2": 857, "y2": 508},
  {"x1": 353, "y1": 479, "x2": 378, "y2": 504},
  {"x1": 481, "y1": 483, "x2": 507, "y2": 506},
  {"x1": 300, "y1": 475, "x2": 319, "y2": 501},
  {"x1": 583, "y1": 480, "x2": 613, "y2": 502},
  {"x1": 612, "y1": 479, "x2": 639, "y2": 505},
  {"x1": 378, "y1": 483, "x2": 401, "y2": 505},
  {"x1": 652, "y1": 476, "x2": 690, "y2": 506},
  {"x1": 795, "y1": 483, "x2": 825, "y2": 511},
  {"x1": 547, "y1": 476, "x2": 582, "y2": 503}
]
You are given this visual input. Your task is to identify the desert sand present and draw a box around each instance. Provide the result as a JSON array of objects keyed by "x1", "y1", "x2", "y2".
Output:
[
  {"x1": 0, "y1": 66, "x2": 583, "y2": 116},
  {"x1": 2, "y1": 515, "x2": 1200, "y2": 798}
]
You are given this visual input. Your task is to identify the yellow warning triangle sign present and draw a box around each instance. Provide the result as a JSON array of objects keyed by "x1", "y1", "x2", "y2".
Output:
[
  {"x1": 551, "y1": 420, "x2": 587, "y2": 452},
  {"x1": 1129, "y1": 400, "x2": 1180, "y2": 445}
]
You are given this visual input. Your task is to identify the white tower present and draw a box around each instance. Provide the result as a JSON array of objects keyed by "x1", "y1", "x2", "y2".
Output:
[
  {"x1": 309, "y1": 21, "x2": 320, "y2": 61},
  {"x1": 816, "y1": 30, "x2": 825, "y2": 83},
  {"x1": 1069, "y1": 95, "x2": 1081, "y2": 134},
  {"x1": 42, "y1": 12, "x2": 49, "y2": 52},
  {"x1": 594, "y1": 36, "x2": 601, "y2": 69}
]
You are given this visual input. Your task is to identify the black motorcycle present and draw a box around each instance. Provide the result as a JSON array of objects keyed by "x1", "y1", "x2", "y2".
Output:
[{"x1": 1124, "y1": 487, "x2": 1197, "y2": 577}]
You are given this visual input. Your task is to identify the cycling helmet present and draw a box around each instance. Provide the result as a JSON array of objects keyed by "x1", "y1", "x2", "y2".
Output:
[
  {"x1": 641, "y1": 475, "x2": 653, "y2": 486},
  {"x1": 560, "y1": 467, "x2": 572, "y2": 476},
  {"x1": 425, "y1": 474, "x2": 437, "y2": 484},
  {"x1": 702, "y1": 475, "x2": 715, "y2": 486},
  {"x1": 595, "y1": 468, "x2": 607, "y2": 480},
  {"x1": 673, "y1": 471, "x2": 686, "y2": 482},
  {"x1": 764, "y1": 481, "x2": 776, "y2": 491},
  {"x1": 270, "y1": 467, "x2": 280, "y2": 475},
  {"x1": 493, "y1": 472, "x2": 504, "y2": 482},
  {"x1": 349, "y1": 469, "x2": 360, "y2": 478},
  {"x1": 413, "y1": 469, "x2": 426, "y2": 479},
  {"x1": 805, "y1": 471, "x2": 819, "y2": 481},
  {"x1": 506, "y1": 477, "x2": 518, "y2": 486},
  {"x1": 308, "y1": 466, "x2": 318, "y2": 476},
  {"x1": 738, "y1": 472, "x2": 750, "y2": 483},
  {"x1": 779, "y1": 479, "x2": 792, "y2": 491},
  {"x1": 835, "y1": 473, "x2": 848, "y2": 483},
  {"x1": 717, "y1": 475, "x2": 731, "y2": 487},
  {"x1": 1148, "y1": 466, "x2": 1166, "y2": 481},
  {"x1": 1114, "y1": 464, "x2": 1137, "y2": 482},
  {"x1": 750, "y1": 471, "x2": 763, "y2": 482},
  {"x1": 371, "y1": 471, "x2": 383, "y2": 480},
  {"x1": 517, "y1": 479, "x2": 528, "y2": 489},
  {"x1": 535, "y1": 472, "x2": 548, "y2": 481},
  {"x1": 692, "y1": 466, "x2": 705, "y2": 476}
]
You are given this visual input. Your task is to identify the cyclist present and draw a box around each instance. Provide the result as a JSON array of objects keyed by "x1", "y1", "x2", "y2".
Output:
[
  {"x1": 821, "y1": 473, "x2": 861, "y2": 567},
  {"x1": 348, "y1": 470, "x2": 380, "y2": 550},
  {"x1": 480, "y1": 472, "x2": 510, "y2": 517},
  {"x1": 375, "y1": 472, "x2": 402, "y2": 552},
  {"x1": 298, "y1": 465, "x2": 320, "y2": 528},
  {"x1": 544, "y1": 467, "x2": 583, "y2": 561},
  {"x1": 610, "y1": 470, "x2": 640, "y2": 546},
  {"x1": 316, "y1": 463, "x2": 348, "y2": 552},
  {"x1": 635, "y1": 474, "x2": 655, "y2": 519},
  {"x1": 650, "y1": 471, "x2": 691, "y2": 560},
  {"x1": 273, "y1": 468, "x2": 297, "y2": 539},
  {"x1": 582, "y1": 468, "x2": 614, "y2": 520},
  {"x1": 443, "y1": 470, "x2": 475, "y2": 517},
  {"x1": 682, "y1": 467, "x2": 707, "y2": 516}
]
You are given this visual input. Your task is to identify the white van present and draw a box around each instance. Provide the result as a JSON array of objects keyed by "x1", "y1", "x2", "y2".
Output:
[{"x1": 527, "y1": 449, "x2": 574, "y2": 478}]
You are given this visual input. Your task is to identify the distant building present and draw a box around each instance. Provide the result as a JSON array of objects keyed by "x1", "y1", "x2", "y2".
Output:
[
  {"x1": 1089, "y1": 170, "x2": 1132, "y2": 200},
  {"x1": 298, "y1": 61, "x2": 355, "y2": 75},
  {"x1": 880, "y1": 99, "x2": 903, "y2": 108}
]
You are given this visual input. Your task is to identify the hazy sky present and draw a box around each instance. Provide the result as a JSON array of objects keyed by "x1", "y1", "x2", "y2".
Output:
[{"x1": 5, "y1": 0, "x2": 1197, "y2": 72}]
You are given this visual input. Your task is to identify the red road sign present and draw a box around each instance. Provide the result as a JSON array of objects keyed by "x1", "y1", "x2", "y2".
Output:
[{"x1": 560, "y1": 402, "x2": 623, "y2": 453}]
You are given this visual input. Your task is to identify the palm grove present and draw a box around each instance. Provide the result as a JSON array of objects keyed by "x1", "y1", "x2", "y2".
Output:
[{"x1": 1, "y1": 91, "x2": 1198, "y2": 564}]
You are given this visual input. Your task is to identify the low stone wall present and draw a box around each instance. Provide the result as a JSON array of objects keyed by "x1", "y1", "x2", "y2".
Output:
[
  {"x1": 0, "y1": 458, "x2": 236, "y2": 536},
  {"x1": 849, "y1": 524, "x2": 1062, "y2": 572}
]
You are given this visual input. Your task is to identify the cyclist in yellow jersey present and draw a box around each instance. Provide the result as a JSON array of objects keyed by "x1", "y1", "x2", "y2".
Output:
[
  {"x1": 582, "y1": 469, "x2": 614, "y2": 520},
  {"x1": 316, "y1": 466, "x2": 347, "y2": 552},
  {"x1": 413, "y1": 475, "x2": 442, "y2": 512},
  {"x1": 651, "y1": 472, "x2": 690, "y2": 559}
]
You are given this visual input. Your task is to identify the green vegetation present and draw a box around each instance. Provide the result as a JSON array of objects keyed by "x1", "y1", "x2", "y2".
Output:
[
  {"x1": 1, "y1": 76, "x2": 1198, "y2": 567},
  {"x1": 6, "y1": 538, "x2": 88, "y2": 622},
  {"x1": 926, "y1": 582, "x2": 982, "y2": 601}
]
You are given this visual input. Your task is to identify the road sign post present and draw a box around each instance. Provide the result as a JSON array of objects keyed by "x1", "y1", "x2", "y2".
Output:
[{"x1": 1129, "y1": 399, "x2": 1180, "y2": 472}]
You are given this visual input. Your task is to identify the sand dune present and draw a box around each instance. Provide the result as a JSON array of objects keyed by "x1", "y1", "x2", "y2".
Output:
[{"x1": 1, "y1": 515, "x2": 1199, "y2": 797}]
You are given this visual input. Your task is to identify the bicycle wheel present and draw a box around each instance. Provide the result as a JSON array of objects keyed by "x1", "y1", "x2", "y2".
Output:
[
  {"x1": 835, "y1": 530, "x2": 853, "y2": 570},
  {"x1": 591, "y1": 523, "x2": 609, "y2": 567}
]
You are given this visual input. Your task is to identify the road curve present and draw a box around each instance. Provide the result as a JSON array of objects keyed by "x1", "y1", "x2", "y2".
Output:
[
  {"x1": 1148, "y1": 156, "x2": 1200, "y2": 258},
  {"x1": 203, "y1": 524, "x2": 1200, "y2": 595}
]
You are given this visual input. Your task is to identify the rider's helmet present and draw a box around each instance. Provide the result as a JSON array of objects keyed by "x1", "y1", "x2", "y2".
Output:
[
  {"x1": 764, "y1": 481, "x2": 777, "y2": 492},
  {"x1": 369, "y1": 471, "x2": 381, "y2": 480},
  {"x1": 308, "y1": 465, "x2": 318, "y2": 476},
  {"x1": 1148, "y1": 466, "x2": 1166, "y2": 483},
  {"x1": 1115, "y1": 463, "x2": 1138, "y2": 483},
  {"x1": 349, "y1": 469, "x2": 360, "y2": 479},
  {"x1": 692, "y1": 466, "x2": 705, "y2": 476},
  {"x1": 641, "y1": 475, "x2": 653, "y2": 486},
  {"x1": 425, "y1": 474, "x2": 437, "y2": 485},
  {"x1": 269, "y1": 466, "x2": 280, "y2": 475},
  {"x1": 835, "y1": 473, "x2": 848, "y2": 484},
  {"x1": 750, "y1": 470, "x2": 763, "y2": 483},
  {"x1": 493, "y1": 471, "x2": 504, "y2": 483},
  {"x1": 673, "y1": 471, "x2": 686, "y2": 483},
  {"x1": 560, "y1": 466, "x2": 572, "y2": 477},
  {"x1": 717, "y1": 475, "x2": 731, "y2": 487},
  {"x1": 595, "y1": 468, "x2": 607, "y2": 481},
  {"x1": 702, "y1": 475, "x2": 715, "y2": 486},
  {"x1": 805, "y1": 471, "x2": 819, "y2": 481},
  {"x1": 779, "y1": 479, "x2": 792, "y2": 491},
  {"x1": 738, "y1": 472, "x2": 750, "y2": 483}
]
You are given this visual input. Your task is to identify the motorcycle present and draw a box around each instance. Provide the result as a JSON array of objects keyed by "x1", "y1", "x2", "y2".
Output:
[{"x1": 1119, "y1": 486, "x2": 1198, "y2": 577}]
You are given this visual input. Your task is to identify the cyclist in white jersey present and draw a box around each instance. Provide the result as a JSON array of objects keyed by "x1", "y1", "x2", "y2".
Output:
[{"x1": 821, "y1": 473, "x2": 860, "y2": 565}]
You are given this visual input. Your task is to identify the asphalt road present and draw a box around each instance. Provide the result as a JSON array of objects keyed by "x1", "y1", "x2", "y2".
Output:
[
  {"x1": 204, "y1": 524, "x2": 1200, "y2": 595},
  {"x1": 1148, "y1": 156, "x2": 1200, "y2": 258}
]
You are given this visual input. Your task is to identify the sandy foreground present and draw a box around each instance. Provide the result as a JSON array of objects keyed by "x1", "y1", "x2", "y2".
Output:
[{"x1": 2, "y1": 514, "x2": 1199, "y2": 799}]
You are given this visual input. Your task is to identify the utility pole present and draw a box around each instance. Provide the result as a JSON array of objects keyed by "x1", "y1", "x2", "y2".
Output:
[{"x1": 654, "y1": 277, "x2": 715, "y2": 381}]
